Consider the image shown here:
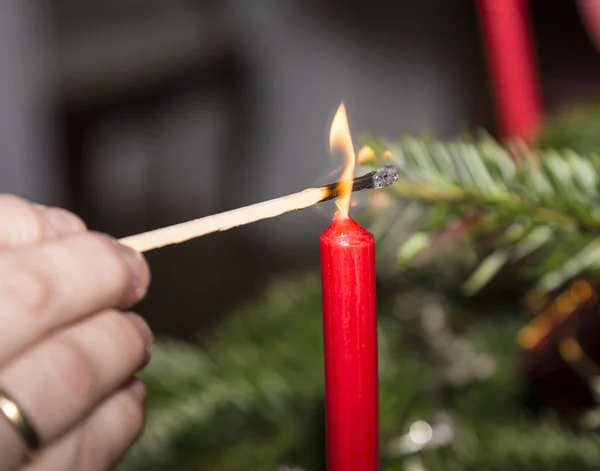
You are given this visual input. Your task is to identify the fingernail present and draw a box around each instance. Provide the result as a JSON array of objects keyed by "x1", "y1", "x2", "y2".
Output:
[
  {"x1": 128, "y1": 379, "x2": 146, "y2": 403},
  {"x1": 117, "y1": 244, "x2": 151, "y2": 304},
  {"x1": 44, "y1": 207, "x2": 86, "y2": 235}
]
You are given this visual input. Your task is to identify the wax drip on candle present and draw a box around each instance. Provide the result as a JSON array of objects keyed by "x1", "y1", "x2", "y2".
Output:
[{"x1": 329, "y1": 103, "x2": 356, "y2": 219}]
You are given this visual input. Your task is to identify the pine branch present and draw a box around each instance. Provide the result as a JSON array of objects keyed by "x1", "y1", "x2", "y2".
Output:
[
  {"x1": 356, "y1": 133, "x2": 600, "y2": 295},
  {"x1": 391, "y1": 176, "x2": 584, "y2": 230},
  {"x1": 361, "y1": 134, "x2": 600, "y2": 230}
]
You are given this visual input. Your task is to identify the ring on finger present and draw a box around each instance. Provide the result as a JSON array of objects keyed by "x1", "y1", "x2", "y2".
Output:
[{"x1": 0, "y1": 386, "x2": 41, "y2": 461}]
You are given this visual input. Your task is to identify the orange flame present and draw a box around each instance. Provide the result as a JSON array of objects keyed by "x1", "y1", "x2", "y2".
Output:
[{"x1": 329, "y1": 102, "x2": 356, "y2": 219}]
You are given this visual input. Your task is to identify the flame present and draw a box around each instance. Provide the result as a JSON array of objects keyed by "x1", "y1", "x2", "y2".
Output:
[{"x1": 329, "y1": 103, "x2": 356, "y2": 219}]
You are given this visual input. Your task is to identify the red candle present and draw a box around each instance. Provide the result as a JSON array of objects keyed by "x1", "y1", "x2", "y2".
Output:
[
  {"x1": 476, "y1": 0, "x2": 542, "y2": 141},
  {"x1": 320, "y1": 215, "x2": 379, "y2": 471},
  {"x1": 320, "y1": 103, "x2": 379, "y2": 471}
]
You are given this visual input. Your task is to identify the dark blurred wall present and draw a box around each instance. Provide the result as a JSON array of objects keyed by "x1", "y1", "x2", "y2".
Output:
[
  {"x1": 0, "y1": 1, "x2": 65, "y2": 206},
  {"x1": 530, "y1": 0, "x2": 600, "y2": 109}
]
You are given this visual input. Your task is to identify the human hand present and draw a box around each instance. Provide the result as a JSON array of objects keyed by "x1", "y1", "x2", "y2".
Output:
[{"x1": 0, "y1": 195, "x2": 152, "y2": 470}]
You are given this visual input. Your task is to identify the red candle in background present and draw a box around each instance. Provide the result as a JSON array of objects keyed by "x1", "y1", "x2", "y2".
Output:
[
  {"x1": 476, "y1": 0, "x2": 542, "y2": 141},
  {"x1": 320, "y1": 104, "x2": 379, "y2": 471}
]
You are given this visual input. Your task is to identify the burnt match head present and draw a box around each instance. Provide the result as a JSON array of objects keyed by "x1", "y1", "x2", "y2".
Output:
[
  {"x1": 369, "y1": 165, "x2": 398, "y2": 189},
  {"x1": 321, "y1": 165, "x2": 400, "y2": 202}
]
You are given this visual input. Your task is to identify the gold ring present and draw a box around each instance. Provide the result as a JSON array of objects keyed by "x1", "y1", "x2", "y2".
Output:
[{"x1": 0, "y1": 388, "x2": 41, "y2": 458}]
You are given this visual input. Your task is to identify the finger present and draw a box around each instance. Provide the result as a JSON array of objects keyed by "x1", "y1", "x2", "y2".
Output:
[
  {"x1": 0, "y1": 232, "x2": 150, "y2": 364},
  {"x1": 0, "y1": 311, "x2": 151, "y2": 465},
  {"x1": 43, "y1": 207, "x2": 87, "y2": 236},
  {"x1": 0, "y1": 195, "x2": 86, "y2": 249},
  {"x1": 22, "y1": 380, "x2": 146, "y2": 471}
]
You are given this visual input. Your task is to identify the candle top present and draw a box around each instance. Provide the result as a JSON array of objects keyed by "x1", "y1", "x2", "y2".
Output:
[{"x1": 321, "y1": 213, "x2": 373, "y2": 246}]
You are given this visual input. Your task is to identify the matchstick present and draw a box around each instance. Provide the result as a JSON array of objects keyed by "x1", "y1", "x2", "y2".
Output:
[{"x1": 119, "y1": 165, "x2": 398, "y2": 253}]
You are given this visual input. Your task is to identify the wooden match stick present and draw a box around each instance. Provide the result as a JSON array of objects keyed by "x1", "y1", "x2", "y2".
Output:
[{"x1": 119, "y1": 165, "x2": 398, "y2": 253}]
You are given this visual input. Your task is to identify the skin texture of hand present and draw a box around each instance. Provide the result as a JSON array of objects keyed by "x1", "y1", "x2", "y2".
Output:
[{"x1": 0, "y1": 195, "x2": 152, "y2": 471}]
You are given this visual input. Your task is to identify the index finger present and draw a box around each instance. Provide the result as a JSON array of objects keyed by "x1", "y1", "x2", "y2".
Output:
[{"x1": 0, "y1": 232, "x2": 150, "y2": 366}]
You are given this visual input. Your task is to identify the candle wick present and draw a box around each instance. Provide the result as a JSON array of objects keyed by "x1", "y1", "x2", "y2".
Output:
[{"x1": 334, "y1": 201, "x2": 349, "y2": 220}]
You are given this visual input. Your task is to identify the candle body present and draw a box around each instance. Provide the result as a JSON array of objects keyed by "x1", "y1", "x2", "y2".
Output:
[
  {"x1": 320, "y1": 215, "x2": 379, "y2": 471},
  {"x1": 477, "y1": 0, "x2": 541, "y2": 141}
]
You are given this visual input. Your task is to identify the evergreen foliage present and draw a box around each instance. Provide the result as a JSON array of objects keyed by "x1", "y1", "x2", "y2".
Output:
[
  {"x1": 357, "y1": 132, "x2": 600, "y2": 295},
  {"x1": 119, "y1": 277, "x2": 600, "y2": 471}
]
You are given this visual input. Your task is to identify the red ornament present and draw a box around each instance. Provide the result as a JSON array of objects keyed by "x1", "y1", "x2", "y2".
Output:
[{"x1": 320, "y1": 214, "x2": 379, "y2": 471}]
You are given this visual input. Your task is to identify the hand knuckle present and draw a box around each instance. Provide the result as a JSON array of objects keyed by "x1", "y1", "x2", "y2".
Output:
[
  {"x1": 46, "y1": 336, "x2": 95, "y2": 407},
  {"x1": 0, "y1": 194, "x2": 32, "y2": 214},
  {"x1": 0, "y1": 195, "x2": 47, "y2": 243},
  {"x1": 0, "y1": 263, "x2": 53, "y2": 317}
]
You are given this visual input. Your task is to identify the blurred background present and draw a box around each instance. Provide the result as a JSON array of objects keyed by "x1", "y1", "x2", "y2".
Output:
[
  {"x1": 6, "y1": 1, "x2": 600, "y2": 469},
  {"x1": 1, "y1": 0, "x2": 495, "y2": 336},
  {"x1": 2, "y1": 0, "x2": 597, "y2": 337}
]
